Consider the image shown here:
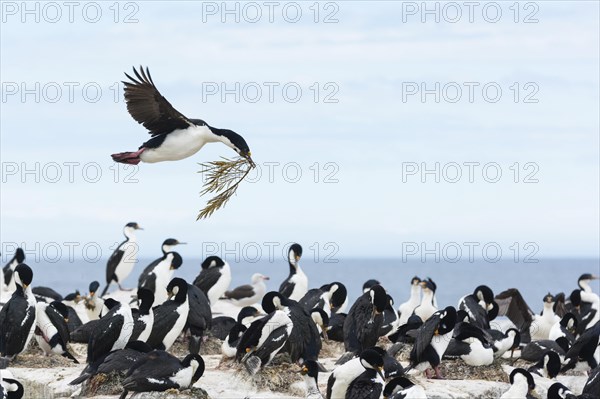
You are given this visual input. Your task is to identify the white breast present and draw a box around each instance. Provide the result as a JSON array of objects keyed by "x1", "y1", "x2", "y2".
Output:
[
  {"x1": 462, "y1": 340, "x2": 493, "y2": 366},
  {"x1": 140, "y1": 125, "x2": 214, "y2": 163},
  {"x1": 111, "y1": 305, "x2": 133, "y2": 352},
  {"x1": 162, "y1": 300, "x2": 190, "y2": 350},
  {"x1": 329, "y1": 358, "x2": 364, "y2": 399},
  {"x1": 137, "y1": 312, "x2": 154, "y2": 343},
  {"x1": 208, "y1": 264, "x2": 231, "y2": 306},
  {"x1": 115, "y1": 238, "x2": 138, "y2": 283},
  {"x1": 288, "y1": 267, "x2": 308, "y2": 302}
]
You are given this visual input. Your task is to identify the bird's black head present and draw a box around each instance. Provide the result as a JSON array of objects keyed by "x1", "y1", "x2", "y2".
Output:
[
  {"x1": 569, "y1": 289, "x2": 581, "y2": 306},
  {"x1": 474, "y1": 285, "x2": 494, "y2": 304},
  {"x1": 383, "y1": 376, "x2": 416, "y2": 397},
  {"x1": 487, "y1": 301, "x2": 499, "y2": 321},
  {"x1": 543, "y1": 293, "x2": 555, "y2": 304},
  {"x1": 182, "y1": 353, "x2": 205, "y2": 384},
  {"x1": 14, "y1": 263, "x2": 33, "y2": 288},
  {"x1": 560, "y1": 312, "x2": 578, "y2": 331},
  {"x1": 505, "y1": 328, "x2": 521, "y2": 349},
  {"x1": 14, "y1": 248, "x2": 25, "y2": 263},
  {"x1": 363, "y1": 279, "x2": 381, "y2": 293},
  {"x1": 300, "y1": 360, "x2": 322, "y2": 380},
  {"x1": 211, "y1": 128, "x2": 254, "y2": 165},
  {"x1": 50, "y1": 301, "x2": 69, "y2": 319},
  {"x1": 410, "y1": 276, "x2": 421, "y2": 286},
  {"x1": 509, "y1": 368, "x2": 535, "y2": 391},
  {"x1": 89, "y1": 281, "x2": 100, "y2": 295},
  {"x1": 328, "y1": 282, "x2": 347, "y2": 310},
  {"x1": 201, "y1": 255, "x2": 225, "y2": 270},
  {"x1": 288, "y1": 244, "x2": 302, "y2": 265},
  {"x1": 125, "y1": 222, "x2": 143, "y2": 231},
  {"x1": 578, "y1": 273, "x2": 599, "y2": 287},
  {"x1": 137, "y1": 288, "x2": 155, "y2": 313},
  {"x1": 438, "y1": 306, "x2": 457, "y2": 334},
  {"x1": 547, "y1": 382, "x2": 573, "y2": 399},
  {"x1": 369, "y1": 284, "x2": 388, "y2": 314},
  {"x1": 261, "y1": 291, "x2": 286, "y2": 313},
  {"x1": 103, "y1": 298, "x2": 120, "y2": 310},
  {"x1": 359, "y1": 348, "x2": 385, "y2": 378},
  {"x1": 167, "y1": 278, "x2": 188, "y2": 303},
  {"x1": 420, "y1": 279, "x2": 436, "y2": 293},
  {"x1": 162, "y1": 238, "x2": 186, "y2": 254},
  {"x1": 168, "y1": 252, "x2": 183, "y2": 270},
  {"x1": 555, "y1": 336, "x2": 570, "y2": 353},
  {"x1": 238, "y1": 306, "x2": 261, "y2": 323},
  {"x1": 425, "y1": 277, "x2": 437, "y2": 292}
]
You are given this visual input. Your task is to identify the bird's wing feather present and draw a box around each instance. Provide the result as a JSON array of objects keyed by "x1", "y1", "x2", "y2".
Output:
[
  {"x1": 224, "y1": 284, "x2": 255, "y2": 300},
  {"x1": 46, "y1": 305, "x2": 70, "y2": 348},
  {"x1": 193, "y1": 268, "x2": 221, "y2": 295},
  {"x1": 123, "y1": 66, "x2": 192, "y2": 136},
  {"x1": 411, "y1": 312, "x2": 441, "y2": 363},
  {"x1": 88, "y1": 310, "x2": 124, "y2": 363},
  {"x1": 106, "y1": 244, "x2": 125, "y2": 283},
  {"x1": 495, "y1": 288, "x2": 533, "y2": 331}
]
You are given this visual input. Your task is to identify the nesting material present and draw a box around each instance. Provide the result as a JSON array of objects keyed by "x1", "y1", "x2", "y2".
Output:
[{"x1": 197, "y1": 157, "x2": 254, "y2": 220}]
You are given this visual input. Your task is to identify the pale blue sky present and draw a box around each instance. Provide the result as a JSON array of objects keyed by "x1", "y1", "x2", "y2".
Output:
[{"x1": 1, "y1": 1, "x2": 598, "y2": 260}]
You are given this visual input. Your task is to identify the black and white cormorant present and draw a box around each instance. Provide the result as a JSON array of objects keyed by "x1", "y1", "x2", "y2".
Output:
[
  {"x1": 549, "y1": 312, "x2": 578, "y2": 345},
  {"x1": 147, "y1": 278, "x2": 190, "y2": 351},
  {"x1": 119, "y1": 351, "x2": 204, "y2": 399},
  {"x1": 261, "y1": 291, "x2": 322, "y2": 362},
  {"x1": 311, "y1": 308, "x2": 330, "y2": 339},
  {"x1": 413, "y1": 279, "x2": 438, "y2": 322},
  {"x1": 519, "y1": 338, "x2": 568, "y2": 362},
  {"x1": 0, "y1": 264, "x2": 36, "y2": 360},
  {"x1": 2, "y1": 248, "x2": 25, "y2": 293},
  {"x1": 139, "y1": 250, "x2": 183, "y2": 306},
  {"x1": 70, "y1": 340, "x2": 153, "y2": 386},
  {"x1": 408, "y1": 306, "x2": 457, "y2": 379},
  {"x1": 338, "y1": 284, "x2": 387, "y2": 363},
  {"x1": 383, "y1": 376, "x2": 427, "y2": 399},
  {"x1": 344, "y1": 348, "x2": 385, "y2": 399},
  {"x1": 398, "y1": 276, "x2": 421, "y2": 326},
  {"x1": 87, "y1": 298, "x2": 133, "y2": 364},
  {"x1": 220, "y1": 307, "x2": 262, "y2": 358},
  {"x1": 137, "y1": 238, "x2": 185, "y2": 286},
  {"x1": 379, "y1": 294, "x2": 401, "y2": 337},
  {"x1": 212, "y1": 306, "x2": 261, "y2": 340},
  {"x1": 528, "y1": 350, "x2": 561, "y2": 379},
  {"x1": 111, "y1": 66, "x2": 254, "y2": 166},
  {"x1": 101, "y1": 222, "x2": 143, "y2": 296},
  {"x1": 129, "y1": 288, "x2": 154, "y2": 342},
  {"x1": 444, "y1": 322, "x2": 495, "y2": 366},
  {"x1": 300, "y1": 282, "x2": 348, "y2": 317},
  {"x1": 223, "y1": 273, "x2": 269, "y2": 307},
  {"x1": 185, "y1": 283, "x2": 212, "y2": 354},
  {"x1": 572, "y1": 289, "x2": 600, "y2": 333},
  {"x1": 500, "y1": 368, "x2": 536, "y2": 399},
  {"x1": 278, "y1": 243, "x2": 307, "y2": 301},
  {"x1": 458, "y1": 285, "x2": 497, "y2": 330},
  {"x1": 34, "y1": 301, "x2": 78, "y2": 363},
  {"x1": 84, "y1": 281, "x2": 105, "y2": 321},
  {"x1": 237, "y1": 309, "x2": 294, "y2": 375},
  {"x1": 326, "y1": 312, "x2": 346, "y2": 343},
  {"x1": 193, "y1": 256, "x2": 231, "y2": 306}
]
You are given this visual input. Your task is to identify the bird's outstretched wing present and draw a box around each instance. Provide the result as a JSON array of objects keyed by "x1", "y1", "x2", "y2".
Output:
[
  {"x1": 495, "y1": 288, "x2": 533, "y2": 336},
  {"x1": 123, "y1": 66, "x2": 192, "y2": 136}
]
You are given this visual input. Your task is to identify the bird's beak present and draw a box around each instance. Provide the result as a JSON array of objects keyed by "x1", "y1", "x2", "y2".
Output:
[
  {"x1": 322, "y1": 329, "x2": 329, "y2": 341},
  {"x1": 263, "y1": 276, "x2": 270, "y2": 281},
  {"x1": 64, "y1": 317, "x2": 69, "y2": 323},
  {"x1": 377, "y1": 367, "x2": 385, "y2": 381},
  {"x1": 137, "y1": 226, "x2": 144, "y2": 230},
  {"x1": 295, "y1": 255, "x2": 301, "y2": 263},
  {"x1": 167, "y1": 291, "x2": 174, "y2": 300},
  {"x1": 23, "y1": 284, "x2": 29, "y2": 289},
  {"x1": 243, "y1": 152, "x2": 255, "y2": 168}
]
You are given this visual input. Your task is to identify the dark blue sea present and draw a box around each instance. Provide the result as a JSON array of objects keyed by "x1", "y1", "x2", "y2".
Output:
[{"x1": 19, "y1": 257, "x2": 599, "y2": 313}]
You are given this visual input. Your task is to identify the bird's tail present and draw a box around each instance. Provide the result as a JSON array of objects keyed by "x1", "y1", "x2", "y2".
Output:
[
  {"x1": 111, "y1": 150, "x2": 143, "y2": 165},
  {"x1": 63, "y1": 350, "x2": 80, "y2": 364},
  {"x1": 69, "y1": 373, "x2": 90, "y2": 385}
]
